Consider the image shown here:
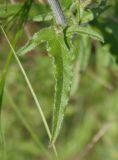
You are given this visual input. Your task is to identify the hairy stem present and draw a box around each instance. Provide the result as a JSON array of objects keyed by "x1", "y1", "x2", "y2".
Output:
[{"x1": 47, "y1": 0, "x2": 66, "y2": 26}]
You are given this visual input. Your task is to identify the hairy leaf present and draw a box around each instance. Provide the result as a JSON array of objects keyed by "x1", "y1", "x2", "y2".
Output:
[
  {"x1": 67, "y1": 25, "x2": 104, "y2": 42},
  {"x1": 17, "y1": 27, "x2": 73, "y2": 144}
]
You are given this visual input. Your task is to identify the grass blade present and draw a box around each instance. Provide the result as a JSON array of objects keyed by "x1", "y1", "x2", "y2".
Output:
[
  {"x1": 0, "y1": 29, "x2": 23, "y2": 159},
  {"x1": 0, "y1": 51, "x2": 12, "y2": 160},
  {"x1": 0, "y1": 26, "x2": 58, "y2": 159}
]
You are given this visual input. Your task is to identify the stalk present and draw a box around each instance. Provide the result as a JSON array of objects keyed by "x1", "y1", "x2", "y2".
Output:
[{"x1": 47, "y1": 0, "x2": 66, "y2": 26}]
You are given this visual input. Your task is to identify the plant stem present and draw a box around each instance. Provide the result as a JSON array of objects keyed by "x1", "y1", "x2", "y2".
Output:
[
  {"x1": 47, "y1": 0, "x2": 66, "y2": 26},
  {"x1": 0, "y1": 26, "x2": 58, "y2": 159}
]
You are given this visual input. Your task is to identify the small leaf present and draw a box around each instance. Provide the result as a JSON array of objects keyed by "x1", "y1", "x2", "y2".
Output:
[
  {"x1": 80, "y1": 10, "x2": 94, "y2": 23},
  {"x1": 17, "y1": 27, "x2": 73, "y2": 144},
  {"x1": 17, "y1": 27, "x2": 52, "y2": 56},
  {"x1": 67, "y1": 25, "x2": 104, "y2": 42}
]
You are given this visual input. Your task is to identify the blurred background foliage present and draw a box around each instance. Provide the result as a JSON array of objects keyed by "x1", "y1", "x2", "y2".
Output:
[{"x1": 0, "y1": 0, "x2": 118, "y2": 160}]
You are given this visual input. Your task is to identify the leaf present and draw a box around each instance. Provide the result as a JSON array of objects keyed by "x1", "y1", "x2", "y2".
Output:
[
  {"x1": 31, "y1": 13, "x2": 52, "y2": 22},
  {"x1": 91, "y1": 0, "x2": 108, "y2": 17},
  {"x1": 17, "y1": 27, "x2": 51, "y2": 56},
  {"x1": 80, "y1": 10, "x2": 94, "y2": 23},
  {"x1": 67, "y1": 25, "x2": 104, "y2": 42},
  {"x1": 17, "y1": 27, "x2": 73, "y2": 144},
  {"x1": 0, "y1": 3, "x2": 50, "y2": 22},
  {"x1": 0, "y1": 3, "x2": 22, "y2": 18},
  {"x1": 70, "y1": 35, "x2": 91, "y2": 96},
  {"x1": 0, "y1": 51, "x2": 13, "y2": 118},
  {"x1": 78, "y1": 36, "x2": 91, "y2": 72},
  {"x1": 0, "y1": 51, "x2": 13, "y2": 160},
  {"x1": 0, "y1": 29, "x2": 22, "y2": 114},
  {"x1": 0, "y1": 29, "x2": 22, "y2": 151}
]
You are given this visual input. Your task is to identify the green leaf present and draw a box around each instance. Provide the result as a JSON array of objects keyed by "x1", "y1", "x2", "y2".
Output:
[
  {"x1": 0, "y1": 51, "x2": 13, "y2": 160},
  {"x1": 0, "y1": 51, "x2": 13, "y2": 118},
  {"x1": 31, "y1": 13, "x2": 52, "y2": 22},
  {"x1": 16, "y1": 27, "x2": 51, "y2": 56},
  {"x1": 80, "y1": 10, "x2": 94, "y2": 23},
  {"x1": 0, "y1": 3, "x2": 50, "y2": 22},
  {"x1": 0, "y1": 29, "x2": 22, "y2": 154},
  {"x1": 0, "y1": 3, "x2": 22, "y2": 18},
  {"x1": 0, "y1": 30, "x2": 22, "y2": 114},
  {"x1": 79, "y1": 36, "x2": 91, "y2": 72},
  {"x1": 17, "y1": 27, "x2": 73, "y2": 144},
  {"x1": 67, "y1": 25, "x2": 104, "y2": 42}
]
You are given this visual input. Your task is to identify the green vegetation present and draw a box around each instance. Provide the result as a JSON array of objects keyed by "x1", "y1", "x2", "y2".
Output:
[{"x1": 0, "y1": 0, "x2": 118, "y2": 160}]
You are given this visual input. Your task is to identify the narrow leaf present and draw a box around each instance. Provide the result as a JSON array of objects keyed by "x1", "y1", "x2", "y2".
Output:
[
  {"x1": 67, "y1": 25, "x2": 104, "y2": 42},
  {"x1": 0, "y1": 51, "x2": 13, "y2": 118},
  {"x1": 49, "y1": 32, "x2": 72, "y2": 145},
  {"x1": 17, "y1": 27, "x2": 73, "y2": 144},
  {"x1": 0, "y1": 52, "x2": 12, "y2": 159},
  {"x1": 0, "y1": 29, "x2": 23, "y2": 159},
  {"x1": 79, "y1": 36, "x2": 91, "y2": 72}
]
